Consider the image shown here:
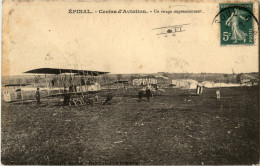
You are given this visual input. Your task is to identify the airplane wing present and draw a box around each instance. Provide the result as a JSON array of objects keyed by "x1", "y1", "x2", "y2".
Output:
[
  {"x1": 4, "y1": 99, "x2": 37, "y2": 104},
  {"x1": 156, "y1": 30, "x2": 186, "y2": 36},
  {"x1": 24, "y1": 68, "x2": 109, "y2": 76},
  {"x1": 45, "y1": 89, "x2": 108, "y2": 98},
  {"x1": 3, "y1": 83, "x2": 31, "y2": 87}
]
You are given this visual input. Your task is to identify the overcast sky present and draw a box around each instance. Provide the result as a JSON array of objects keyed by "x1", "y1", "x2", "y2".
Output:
[{"x1": 2, "y1": 1, "x2": 258, "y2": 76}]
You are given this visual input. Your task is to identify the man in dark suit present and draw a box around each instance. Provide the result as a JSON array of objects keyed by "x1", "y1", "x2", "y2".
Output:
[
  {"x1": 138, "y1": 90, "x2": 143, "y2": 101},
  {"x1": 35, "y1": 87, "x2": 40, "y2": 105},
  {"x1": 146, "y1": 87, "x2": 151, "y2": 102}
]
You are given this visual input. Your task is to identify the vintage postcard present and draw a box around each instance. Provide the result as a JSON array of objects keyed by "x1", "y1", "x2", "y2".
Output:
[{"x1": 1, "y1": 0, "x2": 259, "y2": 165}]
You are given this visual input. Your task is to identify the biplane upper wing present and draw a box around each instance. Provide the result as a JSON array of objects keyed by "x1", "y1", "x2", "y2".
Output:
[
  {"x1": 3, "y1": 83, "x2": 31, "y2": 87},
  {"x1": 24, "y1": 68, "x2": 109, "y2": 76}
]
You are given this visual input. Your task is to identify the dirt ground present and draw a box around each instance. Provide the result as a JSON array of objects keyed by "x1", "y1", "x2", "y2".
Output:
[{"x1": 1, "y1": 86, "x2": 259, "y2": 165}]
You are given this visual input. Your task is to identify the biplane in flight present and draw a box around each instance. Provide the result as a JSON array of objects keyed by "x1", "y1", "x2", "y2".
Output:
[
  {"x1": 2, "y1": 67, "x2": 109, "y2": 105},
  {"x1": 152, "y1": 23, "x2": 190, "y2": 37}
]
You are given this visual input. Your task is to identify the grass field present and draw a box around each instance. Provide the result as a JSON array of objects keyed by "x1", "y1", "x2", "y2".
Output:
[{"x1": 1, "y1": 86, "x2": 259, "y2": 165}]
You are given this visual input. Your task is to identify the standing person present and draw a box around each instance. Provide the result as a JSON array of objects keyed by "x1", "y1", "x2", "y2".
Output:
[
  {"x1": 81, "y1": 77, "x2": 85, "y2": 85},
  {"x1": 146, "y1": 87, "x2": 151, "y2": 102},
  {"x1": 138, "y1": 90, "x2": 143, "y2": 101},
  {"x1": 35, "y1": 87, "x2": 40, "y2": 105},
  {"x1": 63, "y1": 86, "x2": 70, "y2": 105},
  {"x1": 69, "y1": 85, "x2": 73, "y2": 92},
  {"x1": 73, "y1": 84, "x2": 77, "y2": 92},
  {"x1": 51, "y1": 79, "x2": 55, "y2": 87}
]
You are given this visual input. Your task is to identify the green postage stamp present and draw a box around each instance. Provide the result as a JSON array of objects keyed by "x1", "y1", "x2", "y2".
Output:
[{"x1": 219, "y1": 3, "x2": 254, "y2": 45}]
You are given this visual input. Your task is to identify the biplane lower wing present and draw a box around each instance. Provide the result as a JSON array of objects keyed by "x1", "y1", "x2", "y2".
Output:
[
  {"x1": 45, "y1": 89, "x2": 107, "y2": 98},
  {"x1": 3, "y1": 99, "x2": 37, "y2": 104},
  {"x1": 156, "y1": 30, "x2": 186, "y2": 36},
  {"x1": 3, "y1": 90, "x2": 107, "y2": 104},
  {"x1": 152, "y1": 23, "x2": 190, "y2": 30}
]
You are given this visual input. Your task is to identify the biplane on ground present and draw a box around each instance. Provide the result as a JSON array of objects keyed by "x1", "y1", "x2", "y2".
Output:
[
  {"x1": 236, "y1": 73, "x2": 259, "y2": 85},
  {"x1": 2, "y1": 68, "x2": 109, "y2": 106},
  {"x1": 100, "y1": 74, "x2": 169, "y2": 98},
  {"x1": 132, "y1": 75, "x2": 168, "y2": 96}
]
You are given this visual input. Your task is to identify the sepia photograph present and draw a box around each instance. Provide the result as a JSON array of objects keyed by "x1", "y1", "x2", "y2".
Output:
[{"x1": 1, "y1": 0, "x2": 259, "y2": 165}]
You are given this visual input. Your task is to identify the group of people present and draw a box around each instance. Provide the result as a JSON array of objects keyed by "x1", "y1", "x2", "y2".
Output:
[{"x1": 138, "y1": 87, "x2": 152, "y2": 102}]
